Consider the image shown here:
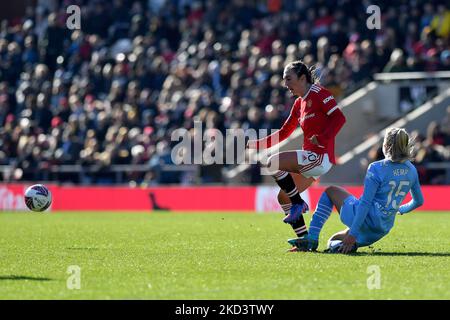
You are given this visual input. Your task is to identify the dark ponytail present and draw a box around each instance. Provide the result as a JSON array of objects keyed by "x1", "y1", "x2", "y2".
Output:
[
  {"x1": 284, "y1": 60, "x2": 320, "y2": 84},
  {"x1": 308, "y1": 64, "x2": 320, "y2": 84}
]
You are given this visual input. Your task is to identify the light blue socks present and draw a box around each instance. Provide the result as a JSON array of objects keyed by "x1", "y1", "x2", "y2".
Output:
[{"x1": 309, "y1": 192, "x2": 333, "y2": 240}]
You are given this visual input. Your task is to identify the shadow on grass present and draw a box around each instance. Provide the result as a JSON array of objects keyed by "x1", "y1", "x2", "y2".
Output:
[
  {"x1": 355, "y1": 251, "x2": 450, "y2": 257},
  {"x1": 66, "y1": 247, "x2": 99, "y2": 251},
  {"x1": 0, "y1": 275, "x2": 53, "y2": 281},
  {"x1": 316, "y1": 251, "x2": 450, "y2": 257}
]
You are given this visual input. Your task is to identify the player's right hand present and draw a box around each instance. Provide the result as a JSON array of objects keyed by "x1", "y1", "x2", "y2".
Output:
[{"x1": 339, "y1": 234, "x2": 356, "y2": 254}]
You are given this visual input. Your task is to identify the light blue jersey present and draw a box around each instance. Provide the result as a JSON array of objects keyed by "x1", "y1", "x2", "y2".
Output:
[{"x1": 340, "y1": 159, "x2": 424, "y2": 246}]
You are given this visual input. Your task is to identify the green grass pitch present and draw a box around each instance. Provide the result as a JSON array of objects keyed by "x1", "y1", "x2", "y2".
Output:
[{"x1": 0, "y1": 211, "x2": 449, "y2": 299}]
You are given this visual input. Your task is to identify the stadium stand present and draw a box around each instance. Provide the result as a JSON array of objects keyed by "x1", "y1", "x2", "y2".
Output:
[{"x1": 0, "y1": 0, "x2": 449, "y2": 185}]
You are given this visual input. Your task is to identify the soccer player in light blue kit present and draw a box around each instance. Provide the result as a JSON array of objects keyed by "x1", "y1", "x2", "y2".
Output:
[{"x1": 290, "y1": 128, "x2": 424, "y2": 253}]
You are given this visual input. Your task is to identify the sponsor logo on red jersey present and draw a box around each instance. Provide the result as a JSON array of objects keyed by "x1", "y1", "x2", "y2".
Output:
[
  {"x1": 300, "y1": 113, "x2": 316, "y2": 123},
  {"x1": 323, "y1": 95, "x2": 334, "y2": 104}
]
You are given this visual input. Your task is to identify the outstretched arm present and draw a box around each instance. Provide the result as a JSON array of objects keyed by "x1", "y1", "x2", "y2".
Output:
[
  {"x1": 247, "y1": 104, "x2": 298, "y2": 150},
  {"x1": 398, "y1": 172, "x2": 424, "y2": 214}
]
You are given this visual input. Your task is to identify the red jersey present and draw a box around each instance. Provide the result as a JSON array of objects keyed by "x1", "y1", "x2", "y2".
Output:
[{"x1": 255, "y1": 84, "x2": 346, "y2": 164}]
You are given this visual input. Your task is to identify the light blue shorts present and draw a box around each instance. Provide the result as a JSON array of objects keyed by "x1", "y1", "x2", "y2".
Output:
[{"x1": 340, "y1": 196, "x2": 384, "y2": 247}]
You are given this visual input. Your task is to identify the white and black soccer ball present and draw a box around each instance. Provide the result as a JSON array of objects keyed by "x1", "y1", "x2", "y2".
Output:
[
  {"x1": 326, "y1": 239, "x2": 358, "y2": 253},
  {"x1": 326, "y1": 240, "x2": 343, "y2": 253},
  {"x1": 24, "y1": 184, "x2": 52, "y2": 212}
]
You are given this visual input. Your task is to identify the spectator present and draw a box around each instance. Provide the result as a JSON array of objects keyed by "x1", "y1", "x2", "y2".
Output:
[{"x1": 430, "y1": 4, "x2": 450, "y2": 39}]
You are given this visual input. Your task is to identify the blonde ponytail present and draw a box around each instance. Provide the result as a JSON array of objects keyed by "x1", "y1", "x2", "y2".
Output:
[{"x1": 382, "y1": 128, "x2": 414, "y2": 162}]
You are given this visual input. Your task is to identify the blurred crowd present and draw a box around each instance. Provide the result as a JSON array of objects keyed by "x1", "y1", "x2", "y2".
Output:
[
  {"x1": 0, "y1": 0, "x2": 449, "y2": 185},
  {"x1": 361, "y1": 107, "x2": 450, "y2": 185}
]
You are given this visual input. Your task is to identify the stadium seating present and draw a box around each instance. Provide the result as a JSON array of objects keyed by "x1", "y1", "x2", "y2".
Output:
[{"x1": 0, "y1": 0, "x2": 449, "y2": 185}]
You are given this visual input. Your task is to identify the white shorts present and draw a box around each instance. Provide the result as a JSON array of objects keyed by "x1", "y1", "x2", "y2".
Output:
[{"x1": 296, "y1": 151, "x2": 332, "y2": 179}]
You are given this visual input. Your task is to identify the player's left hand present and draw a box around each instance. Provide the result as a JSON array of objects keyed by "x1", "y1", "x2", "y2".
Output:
[
  {"x1": 340, "y1": 234, "x2": 356, "y2": 254},
  {"x1": 309, "y1": 135, "x2": 324, "y2": 148}
]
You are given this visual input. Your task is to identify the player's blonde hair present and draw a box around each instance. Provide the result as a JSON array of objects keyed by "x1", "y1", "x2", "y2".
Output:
[{"x1": 382, "y1": 128, "x2": 414, "y2": 162}]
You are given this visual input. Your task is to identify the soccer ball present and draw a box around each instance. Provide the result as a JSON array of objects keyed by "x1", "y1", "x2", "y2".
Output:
[
  {"x1": 326, "y1": 240, "x2": 343, "y2": 253},
  {"x1": 326, "y1": 239, "x2": 358, "y2": 253},
  {"x1": 24, "y1": 184, "x2": 52, "y2": 212}
]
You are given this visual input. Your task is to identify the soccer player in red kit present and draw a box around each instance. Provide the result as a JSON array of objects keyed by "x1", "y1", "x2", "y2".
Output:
[{"x1": 247, "y1": 60, "x2": 346, "y2": 247}]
